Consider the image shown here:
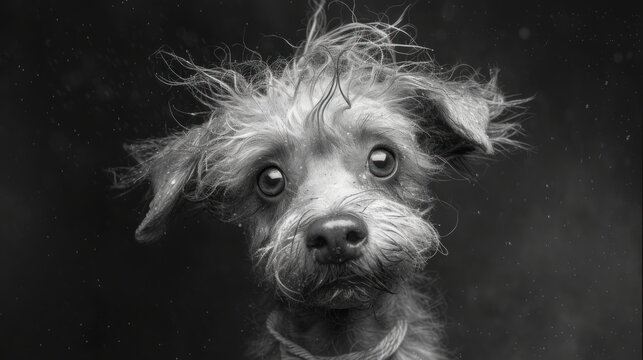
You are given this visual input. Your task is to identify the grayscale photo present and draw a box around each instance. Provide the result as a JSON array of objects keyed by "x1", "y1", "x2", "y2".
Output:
[{"x1": 1, "y1": 1, "x2": 640, "y2": 359}]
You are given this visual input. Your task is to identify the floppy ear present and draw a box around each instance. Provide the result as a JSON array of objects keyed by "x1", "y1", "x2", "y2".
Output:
[
  {"x1": 135, "y1": 152, "x2": 196, "y2": 243},
  {"x1": 122, "y1": 127, "x2": 207, "y2": 243},
  {"x1": 418, "y1": 74, "x2": 523, "y2": 158},
  {"x1": 428, "y1": 85, "x2": 495, "y2": 154}
]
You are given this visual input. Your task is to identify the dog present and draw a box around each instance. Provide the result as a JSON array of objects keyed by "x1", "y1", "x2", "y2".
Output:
[{"x1": 118, "y1": 3, "x2": 525, "y2": 359}]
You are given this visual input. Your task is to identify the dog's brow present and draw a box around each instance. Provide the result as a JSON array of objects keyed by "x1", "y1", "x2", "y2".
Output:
[
  {"x1": 249, "y1": 137, "x2": 290, "y2": 165},
  {"x1": 350, "y1": 114, "x2": 411, "y2": 146},
  {"x1": 224, "y1": 131, "x2": 293, "y2": 186}
]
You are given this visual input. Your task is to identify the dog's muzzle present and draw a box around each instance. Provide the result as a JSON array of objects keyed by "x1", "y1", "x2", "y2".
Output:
[{"x1": 305, "y1": 213, "x2": 368, "y2": 264}]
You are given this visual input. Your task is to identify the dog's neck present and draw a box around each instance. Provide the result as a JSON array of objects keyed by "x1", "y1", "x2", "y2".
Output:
[
  {"x1": 259, "y1": 278, "x2": 444, "y2": 359},
  {"x1": 267, "y1": 309, "x2": 407, "y2": 359},
  {"x1": 270, "y1": 302, "x2": 404, "y2": 358}
]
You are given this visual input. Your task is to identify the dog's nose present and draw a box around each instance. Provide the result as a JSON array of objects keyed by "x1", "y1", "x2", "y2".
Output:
[{"x1": 305, "y1": 214, "x2": 368, "y2": 264}]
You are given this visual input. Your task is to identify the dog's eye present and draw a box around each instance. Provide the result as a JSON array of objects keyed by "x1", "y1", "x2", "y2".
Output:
[
  {"x1": 368, "y1": 148, "x2": 397, "y2": 178},
  {"x1": 257, "y1": 166, "x2": 286, "y2": 197}
]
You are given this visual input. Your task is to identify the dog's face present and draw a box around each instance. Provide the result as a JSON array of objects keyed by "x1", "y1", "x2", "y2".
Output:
[
  {"x1": 120, "y1": 17, "x2": 521, "y2": 310},
  {"x1": 244, "y1": 97, "x2": 441, "y2": 308}
]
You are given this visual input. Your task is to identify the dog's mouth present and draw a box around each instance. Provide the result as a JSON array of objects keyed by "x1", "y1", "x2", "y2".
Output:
[
  {"x1": 301, "y1": 272, "x2": 394, "y2": 309},
  {"x1": 306, "y1": 282, "x2": 374, "y2": 309}
]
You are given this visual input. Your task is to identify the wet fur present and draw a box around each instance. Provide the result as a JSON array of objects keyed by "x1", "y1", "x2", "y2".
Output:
[{"x1": 116, "y1": 2, "x2": 526, "y2": 359}]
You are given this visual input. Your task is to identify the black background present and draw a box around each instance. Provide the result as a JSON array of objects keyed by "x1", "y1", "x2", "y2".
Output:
[{"x1": 0, "y1": 0, "x2": 640, "y2": 359}]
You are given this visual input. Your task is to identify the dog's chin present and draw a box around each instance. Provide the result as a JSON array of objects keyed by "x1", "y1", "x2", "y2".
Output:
[{"x1": 306, "y1": 282, "x2": 380, "y2": 309}]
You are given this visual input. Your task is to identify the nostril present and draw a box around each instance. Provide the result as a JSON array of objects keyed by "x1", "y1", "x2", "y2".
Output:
[
  {"x1": 308, "y1": 235, "x2": 327, "y2": 249},
  {"x1": 345, "y1": 230, "x2": 366, "y2": 246}
]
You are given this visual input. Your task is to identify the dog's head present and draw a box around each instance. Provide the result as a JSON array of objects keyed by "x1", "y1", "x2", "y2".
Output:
[{"x1": 118, "y1": 8, "x2": 524, "y2": 309}]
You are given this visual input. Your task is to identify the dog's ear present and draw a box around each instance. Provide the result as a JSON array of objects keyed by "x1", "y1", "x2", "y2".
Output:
[
  {"x1": 120, "y1": 126, "x2": 208, "y2": 243},
  {"x1": 427, "y1": 85, "x2": 495, "y2": 154},
  {"x1": 413, "y1": 74, "x2": 524, "y2": 160}
]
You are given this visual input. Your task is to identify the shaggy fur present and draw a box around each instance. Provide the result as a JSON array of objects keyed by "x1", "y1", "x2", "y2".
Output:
[{"x1": 117, "y1": 2, "x2": 526, "y2": 359}]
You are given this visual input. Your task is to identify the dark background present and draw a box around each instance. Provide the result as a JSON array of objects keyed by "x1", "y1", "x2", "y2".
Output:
[{"x1": 0, "y1": 0, "x2": 640, "y2": 359}]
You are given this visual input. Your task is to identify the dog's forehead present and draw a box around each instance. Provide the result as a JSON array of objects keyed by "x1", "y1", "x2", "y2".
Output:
[{"x1": 252, "y1": 95, "x2": 417, "y2": 150}]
